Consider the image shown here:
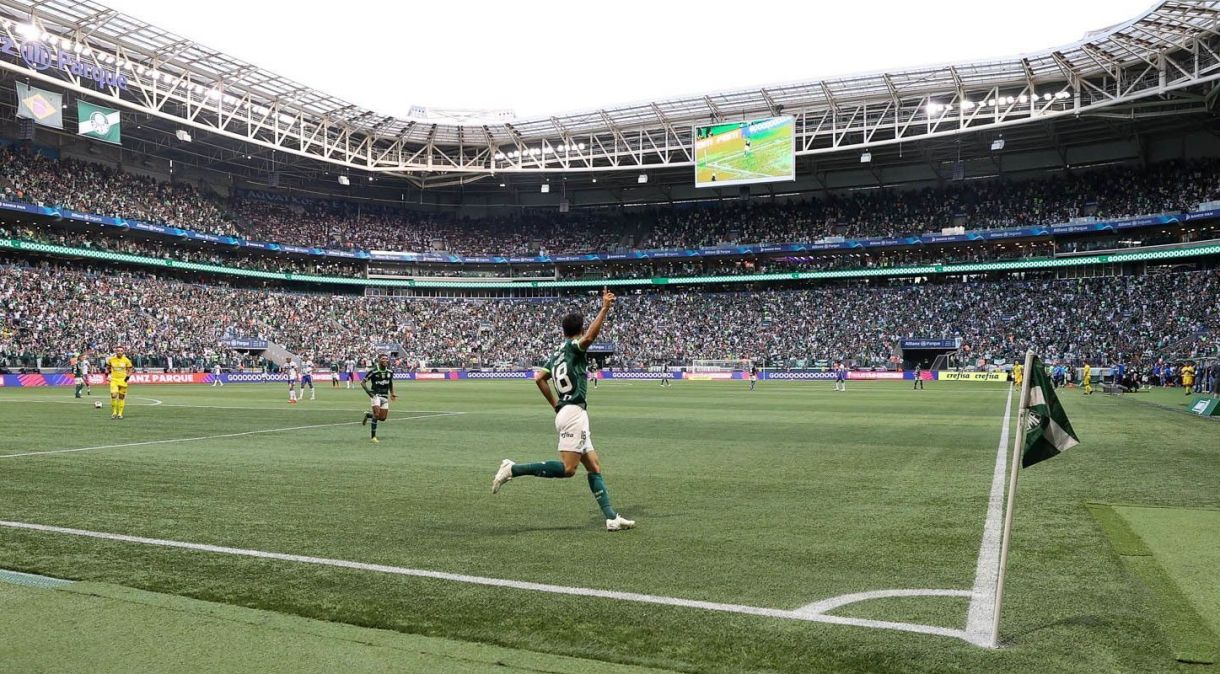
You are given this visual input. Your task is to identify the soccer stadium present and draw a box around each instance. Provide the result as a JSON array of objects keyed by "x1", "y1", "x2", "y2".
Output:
[{"x1": 1, "y1": 0, "x2": 1219, "y2": 671}]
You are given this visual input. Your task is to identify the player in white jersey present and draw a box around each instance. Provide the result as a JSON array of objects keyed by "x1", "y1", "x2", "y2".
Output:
[
  {"x1": 344, "y1": 358, "x2": 357, "y2": 389},
  {"x1": 211, "y1": 362, "x2": 224, "y2": 386},
  {"x1": 301, "y1": 358, "x2": 316, "y2": 400},
  {"x1": 287, "y1": 359, "x2": 301, "y2": 404}
]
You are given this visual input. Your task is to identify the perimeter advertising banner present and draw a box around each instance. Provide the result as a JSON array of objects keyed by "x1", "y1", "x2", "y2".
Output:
[
  {"x1": 694, "y1": 116, "x2": 794, "y2": 188},
  {"x1": 939, "y1": 371, "x2": 1007, "y2": 382}
]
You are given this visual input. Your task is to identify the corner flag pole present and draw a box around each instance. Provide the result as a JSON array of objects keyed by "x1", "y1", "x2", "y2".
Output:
[{"x1": 990, "y1": 349, "x2": 1036, "y2": 647}]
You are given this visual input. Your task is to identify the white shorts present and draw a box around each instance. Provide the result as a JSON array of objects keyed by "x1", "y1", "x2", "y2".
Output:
[
  {"x1": 555, "y1": 405, "x2": 593, "y2": 455},
  {"x1": 371, "y1": 395, "x2": 391, "y2": 409}
]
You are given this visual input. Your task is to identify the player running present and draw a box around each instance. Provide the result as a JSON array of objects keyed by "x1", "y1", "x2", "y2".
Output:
[
  {"x1": 361, "y1": 354, "x2": 397, "y2": 443},
  {"x1": 302, "y1": 357, "x2": 316, "y2": 400},
  {"x1": 491, "y1": 289, "x2": 635, "y2": 532},
  {"x1": 105, "y1": 347, "x2": 133, "y2": 419},
  {"x1": 834, "y1": 362, "x2": 847, "y2": 392}
]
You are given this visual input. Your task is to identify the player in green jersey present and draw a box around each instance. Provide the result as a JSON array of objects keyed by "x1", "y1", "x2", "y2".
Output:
[
  {"x1": 491, "y1": 289, "x2": 635, "y2": 531},
  {"x1": 360, "y1": 354, "x2": 397, "y2": 443}
]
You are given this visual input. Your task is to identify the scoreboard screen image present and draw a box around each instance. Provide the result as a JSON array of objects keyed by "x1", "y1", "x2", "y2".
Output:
[{"x1": 694, "y1": 116, "x2": 795, "y2": 188}]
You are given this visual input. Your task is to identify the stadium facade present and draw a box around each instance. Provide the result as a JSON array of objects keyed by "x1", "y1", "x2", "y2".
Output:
[{"x1": 0, "y1": 0, "x2": 1217, "y2": 376}]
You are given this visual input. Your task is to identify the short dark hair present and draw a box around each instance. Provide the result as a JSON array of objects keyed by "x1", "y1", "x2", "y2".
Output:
[{"x1": 562, "y1": 312, "x2": 584, "y2": 338}]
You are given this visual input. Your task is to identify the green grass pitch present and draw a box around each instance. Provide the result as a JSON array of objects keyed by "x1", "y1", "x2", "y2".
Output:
[{"x1": 0, "y1": 380, "x2": 1216, "y2": 673}]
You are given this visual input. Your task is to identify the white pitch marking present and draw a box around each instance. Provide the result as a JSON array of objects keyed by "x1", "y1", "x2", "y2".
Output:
[
  {"x1": 797, "y1": 588, "x2": 972, "y2": 615},
  {"x1": 0, "y1": 412, "x2": 463, "y2": 459},
  {"x1": 0, "y1": 519, "x2": 974, "y2": 644},
  {"x1": 0, "y1": 397, "x2": 464, "y2": 413},
  {"x1": 964, "y1": 385, "x2": 1015, "y2": 647}
]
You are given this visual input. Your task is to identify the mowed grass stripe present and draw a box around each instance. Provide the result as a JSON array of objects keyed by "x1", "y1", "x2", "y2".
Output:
[{"x1": 1, "y1": 380, "x2": 1215, "y2": 673}]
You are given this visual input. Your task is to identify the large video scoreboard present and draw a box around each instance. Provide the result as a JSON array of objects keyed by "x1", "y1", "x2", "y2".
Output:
[{"x1": 694, "y1": 116, "x2": 795, "y2": 188}]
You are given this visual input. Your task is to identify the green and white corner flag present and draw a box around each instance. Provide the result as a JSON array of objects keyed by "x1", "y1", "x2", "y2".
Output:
[
  {"x1": 1022, "y1": 357, "x2": 1080, "y2": 467},
  {"x1": 77, "y1": 101, "x2": 121, "y2": 145}
]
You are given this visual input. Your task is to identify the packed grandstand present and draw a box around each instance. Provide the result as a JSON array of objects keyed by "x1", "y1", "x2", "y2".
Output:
[{"x1": 1, "y1": 147, "x2": 1218, "y2": 377}]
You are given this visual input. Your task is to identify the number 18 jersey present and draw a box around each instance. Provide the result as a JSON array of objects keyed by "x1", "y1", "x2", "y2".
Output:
[{"x1": 544, "y1": 339, "x2": 588, "y2": 409}]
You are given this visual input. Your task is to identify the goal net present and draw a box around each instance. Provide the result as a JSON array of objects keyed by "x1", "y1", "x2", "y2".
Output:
[{"x1": 690, "y1": 358, "x2": 754, "y2": 373}]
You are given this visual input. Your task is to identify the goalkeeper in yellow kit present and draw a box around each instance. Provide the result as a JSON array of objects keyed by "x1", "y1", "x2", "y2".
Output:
[{"x1": 106, "y1": 346, "x2": 134, "y2": 419}]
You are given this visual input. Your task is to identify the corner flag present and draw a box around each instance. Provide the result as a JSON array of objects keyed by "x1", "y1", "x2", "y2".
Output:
[
  {"x1": 1021, "y1": 357, "x2": 1079, "y2": 468},
  {"x1": 990, "y1": 351, "x2": 1083, "y2": 647}
]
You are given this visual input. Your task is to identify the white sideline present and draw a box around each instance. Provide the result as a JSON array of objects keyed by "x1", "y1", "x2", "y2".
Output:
[
  {"x1": 0, "y1": 397, "x2": 460, "y2": 412},
  {"x1": 0, "y1": 412, "x2": 464, "y2": 459},
  {"x1": 0, "y1": 518, "x2": 973, "y2": 643},
  {"x1": 964, "y1": 385, "x2": 1015, "y2": 647}
]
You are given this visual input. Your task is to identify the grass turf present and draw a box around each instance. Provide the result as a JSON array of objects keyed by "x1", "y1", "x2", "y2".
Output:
[
  {"x1": 0, "y1": 580, "x2": 671, "y2": 673},
  {"x1": 0, "y1": 379, "x2": 1217, "y2": 673}
]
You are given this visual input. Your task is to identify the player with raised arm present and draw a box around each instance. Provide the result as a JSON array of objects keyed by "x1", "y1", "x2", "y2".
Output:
[
  {"x1": 105, "y1": 347, "x2": 133, "y2": 419},
  {"x1": 491, "y1": 289, "x2": 635, "y2": 532},
  {"x1": 361, "y1": 354, "x2": 397, "y2": 443}
]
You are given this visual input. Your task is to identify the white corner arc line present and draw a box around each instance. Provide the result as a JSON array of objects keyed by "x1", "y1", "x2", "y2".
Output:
[
  {"x1": 964, "y1": 385, "x2": 1015, "y2": 647},
  {"x1": 0, "y1": 519, "x2": 973, "y2": 644},
  {"x1": 0, "y1": 412, "x2": 464, "y2": 459},
  {"x1": 797, "y1": 588, "x2": 972, "y2": 615}
]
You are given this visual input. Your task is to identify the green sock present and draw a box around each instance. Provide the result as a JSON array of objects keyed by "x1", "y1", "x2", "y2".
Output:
[
  {"x1": 587, "y1": 473, "x2": 617, "y2": 519},
  {"x1": 511, "y1": 460, "x2": 567, "y2": 478},
  {"x1": 75, "y1": 384, "x2": 82, "y2": 397},
  {"x1": 370, "y1": 420, "x2": 377, "y2": 437}
]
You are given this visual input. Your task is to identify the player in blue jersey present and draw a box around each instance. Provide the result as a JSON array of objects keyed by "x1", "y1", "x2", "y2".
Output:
[{"x1": 492, "y1": 289, "x2": 634, "y2": 531}]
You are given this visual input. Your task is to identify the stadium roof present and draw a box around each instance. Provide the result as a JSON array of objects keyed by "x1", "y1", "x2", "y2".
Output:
[{"x1": 0, "y1": 0, "x2": 1219, "y2": 181}]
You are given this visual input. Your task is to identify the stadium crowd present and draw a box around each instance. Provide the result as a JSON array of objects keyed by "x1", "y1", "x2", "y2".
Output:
[
  {"x1": 2, "y1": 259, "x2": 1216, "y2": 374},
  {"x1": 2, "y1": 146, "x2": 1218, "y2": 257}
]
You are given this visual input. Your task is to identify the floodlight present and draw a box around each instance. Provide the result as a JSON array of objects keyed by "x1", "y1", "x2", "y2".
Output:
[
  {"x1": 175, "y1": 130, "x2": 192, "y2": 142},
  {"x1": 990, "y1": 139, "x2": 1005, "y2": 151},
  {"x1": 860, "y1": 152, "x2": 872, "y2": 163},
  {"x1": 338, "y1": 175, "x2": 350, "y2": 186},
  {"x1": 541, "y1": 183, "x2": 550, "y2": 193},
  {"x1": 637, "y1": 174, "x2": 648, "y2": 184}
]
